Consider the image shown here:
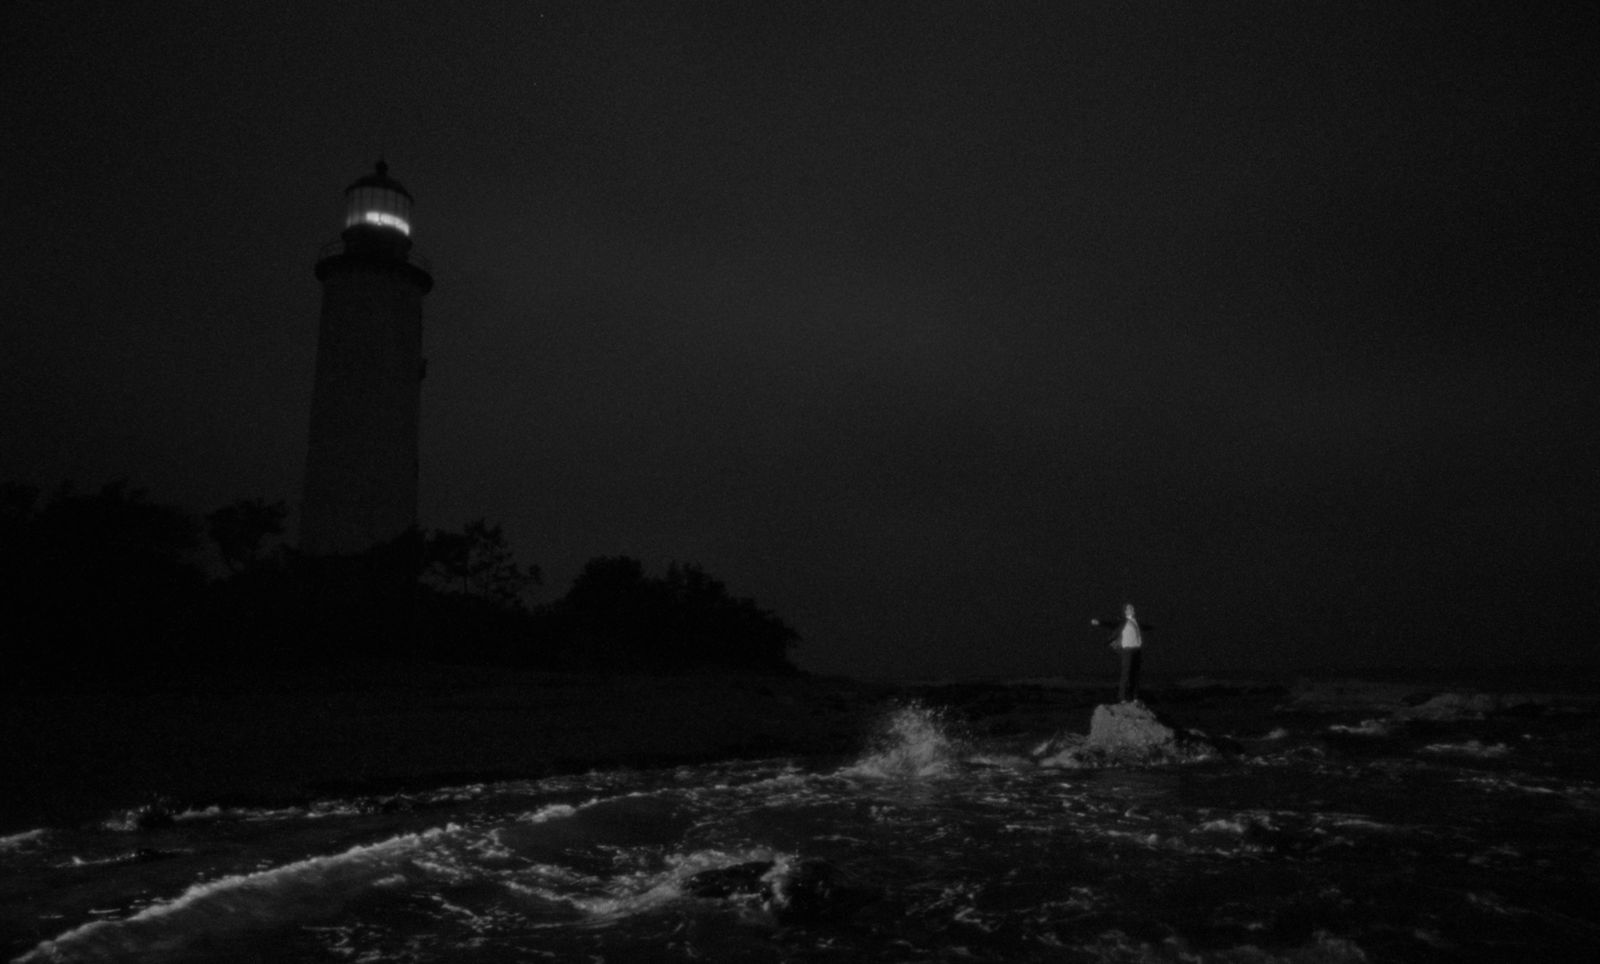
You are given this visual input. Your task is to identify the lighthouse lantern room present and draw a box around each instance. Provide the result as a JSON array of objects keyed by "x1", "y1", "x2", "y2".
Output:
[{"x1": 343, "y1": 160, "x2": 413, "y2": 235}]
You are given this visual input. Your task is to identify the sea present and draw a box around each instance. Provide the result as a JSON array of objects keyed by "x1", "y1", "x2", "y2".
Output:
[{"x1": 4, "y1": 683, "x2": 1599, "y2": 962}]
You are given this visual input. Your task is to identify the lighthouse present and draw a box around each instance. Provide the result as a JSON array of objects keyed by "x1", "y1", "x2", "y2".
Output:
[{"x1": 300, "y1": 161, "x2": 434, "y2": 557}]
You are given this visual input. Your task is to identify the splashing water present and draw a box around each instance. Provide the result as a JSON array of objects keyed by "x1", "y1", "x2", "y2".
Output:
[
  {"x1": 6, "y1": 689, "x2": 1600, "y2": 962},
  {"x1": 846, "y1": 702, "x2": 965, "y2": 779}
]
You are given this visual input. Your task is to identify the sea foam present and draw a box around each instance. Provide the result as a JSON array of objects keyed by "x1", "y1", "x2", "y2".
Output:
[
  {"x1": 844, "y1": 703, "x2": 964, "y2": 779},
  {"x1": 0, "y1": 828, "x2": 49, "y2": 852},
  {"x1": 19, "y1": 826, "x2": 458, "y2": 963}
]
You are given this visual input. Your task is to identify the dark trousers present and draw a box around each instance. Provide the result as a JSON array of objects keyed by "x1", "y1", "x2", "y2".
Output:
[{"x1": 1119, "y1": 647, "x2": 1142, "y2": 702}]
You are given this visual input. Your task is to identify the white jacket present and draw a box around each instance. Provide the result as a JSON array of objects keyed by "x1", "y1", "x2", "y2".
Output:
[{"x1": 1116, "y1": 618, "x2": 1143, "y2": 650}]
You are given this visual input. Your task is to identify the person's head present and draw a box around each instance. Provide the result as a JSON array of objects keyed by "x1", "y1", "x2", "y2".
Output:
[{"x1": 1124, "y1": 603, "x2": 1136, "y2": 620}]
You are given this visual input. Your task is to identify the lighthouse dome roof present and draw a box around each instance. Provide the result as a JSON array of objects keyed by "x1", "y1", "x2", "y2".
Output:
[{"x1": 346, "y1": 160, "x2": 414, "y2": 200}]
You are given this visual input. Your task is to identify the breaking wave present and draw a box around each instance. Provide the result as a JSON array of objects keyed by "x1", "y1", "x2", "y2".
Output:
[
  {"x1": 843, "y1": 702, "x2": 965, "y2": 779},
  {"x1": 9, "y1": 686, "x2": 1599, "y2": 962},
  {"x1": 17, "y1": 827, "x2": 459, "y2": 962}
]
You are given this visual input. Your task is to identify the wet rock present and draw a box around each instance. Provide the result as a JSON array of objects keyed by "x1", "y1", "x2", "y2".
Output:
[
  {"x1": 682, "y1": 861, "x2": 772, "y2": 900},
  {"x1": 1037, "y1": 701, "x2": 1221, "y2": 767},
  {"x1": 103, "y1": 796, "x2": 181, "y2": 831},
  {"x1": 1391, "y1": 690, "x2": 1585, "y2": 721},
  {"x1": 1394, "y1": 692, "x2": 1501, "y2": 721},
  {"x1": 765, "y1": 859, "x2": 854, "y2": 924},
  {"x1": 681, "y1": 858, "x2": 864, "y2": 924},
  {"x1": 1087, "y1": 701, "x2": 1182, "y2": 749},
  {"x1": 1031, "y1": 729, "x2": 1086, "y2": 758},
  {"x1": 132, "y1": 805, "x2": 177, "y2": 830}
]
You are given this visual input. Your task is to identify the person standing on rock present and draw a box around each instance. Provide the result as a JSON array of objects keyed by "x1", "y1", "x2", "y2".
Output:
[{"x1": 1091, "y1": 604, "x2": 1145, "y2": 703}]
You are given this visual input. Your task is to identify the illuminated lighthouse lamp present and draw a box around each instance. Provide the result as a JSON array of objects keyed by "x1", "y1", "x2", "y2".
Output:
[{"x1": 342, "y1": 161, "x2": 413, "y2": 236}]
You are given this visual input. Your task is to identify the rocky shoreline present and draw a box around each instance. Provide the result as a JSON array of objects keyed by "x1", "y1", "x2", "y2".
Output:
[{"x1": 6, "y1": 661, "x2": 1597, "y2": 836}]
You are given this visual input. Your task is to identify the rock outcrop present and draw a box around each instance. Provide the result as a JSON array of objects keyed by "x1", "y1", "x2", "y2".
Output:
[
  {"x1": 1035, "y1": 700, "x2": 1222, "y2": 768},
  {"x1": 681, "y1": 857, "x2": 864, "y2": 924}
]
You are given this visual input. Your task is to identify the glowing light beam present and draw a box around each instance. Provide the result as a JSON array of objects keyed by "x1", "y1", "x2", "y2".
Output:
[{"x1": 356, "y1": 210, "x2": 411, "y2": 234}]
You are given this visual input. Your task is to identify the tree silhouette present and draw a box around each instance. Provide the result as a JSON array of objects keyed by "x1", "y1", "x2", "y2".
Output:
[
  {"x1": 422, "y1": 519, "x2": 540, "y2": 606},
  {"x1": 205, "y1": 498, "x2": 287, "y2": 573}
]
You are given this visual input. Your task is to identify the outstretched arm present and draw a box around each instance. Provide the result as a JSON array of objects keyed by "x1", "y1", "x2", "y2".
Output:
[
  {"x1": 1090, "y1": 618, "x2": 1122, "y2": 648},
  {"x1": 1091, "y1": 618, "x2": 1156, "y2": 632}
]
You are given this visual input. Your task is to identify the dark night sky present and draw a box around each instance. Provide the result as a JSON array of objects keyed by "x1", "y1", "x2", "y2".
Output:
[{"x1": 3, "y1": 1, "x2": 1596, "y2": 679}]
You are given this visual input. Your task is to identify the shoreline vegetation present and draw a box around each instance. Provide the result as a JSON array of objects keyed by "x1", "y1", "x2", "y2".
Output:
[
  {"x1": 6, "y1": 658, "x2": 1598, "y2": 837},
  {"x1": 7, "y1": 479, "x2": 1597, "y2": 836}
]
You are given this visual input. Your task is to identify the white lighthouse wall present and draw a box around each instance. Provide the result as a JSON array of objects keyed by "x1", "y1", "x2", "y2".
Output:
[{"x1": 300, "y1": 264, "x2": 424, "y2": 556}]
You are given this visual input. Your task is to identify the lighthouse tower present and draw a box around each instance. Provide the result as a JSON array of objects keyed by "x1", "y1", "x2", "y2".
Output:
[{"x1": 300, "y1": 161, "x2": 434, "y2": 557}]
